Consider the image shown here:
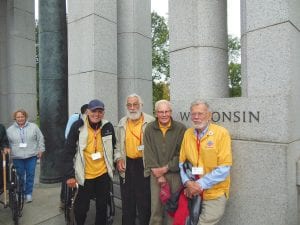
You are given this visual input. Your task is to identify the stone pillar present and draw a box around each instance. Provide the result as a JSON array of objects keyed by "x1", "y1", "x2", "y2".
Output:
[
  {"x1": 170, "y1": 0, "x2": 300, "y2": 225},
  {"x1": 0, "y1": 0, "x2": 8, "y2": 124},
  {"x1": 5, "y1": 0, "x2": 36, "y2": 122},
  {"x1": 221, "y1": 0, "x2": 300, "y2": 224},
  {"x1": 169, "y1": 0, "x2": 228, "y2": 103},
  {"x1": 39, "y1": 0, "x2": 68, "y2": 183},
  {"x1": 68, "y1": 0, "x2": 118, "y2": 124},
  {"x1": 117, "y1": 0, "x2": 152, "y2": 117}
]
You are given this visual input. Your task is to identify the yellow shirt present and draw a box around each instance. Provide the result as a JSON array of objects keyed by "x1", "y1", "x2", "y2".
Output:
[
  {"x1": 159, "y1": 121, "x2": 171, "y2": 136},
  {"x1": 125, "y1": 115, "x2": 144, "y2": 159},
  {"x1": 179, "y1": 123, "x2": 232, "y2": 200},
  {"x1": 84, "y1": 123, "x2": 107, "y2": 179}
]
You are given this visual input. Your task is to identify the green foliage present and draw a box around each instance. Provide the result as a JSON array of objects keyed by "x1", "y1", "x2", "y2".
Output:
[
  {"x1": 153, "y1": 81, "x2": 170, "y2": 103},
  {"x1": 228, "y1": 35, "x2": 241, "y2": 97},
  {"x1": 152, "y1": 12, "x2": 169, "y2": 82},
  {"x1": 152, "y1": 12, "x2": 170, "y2": 107}
]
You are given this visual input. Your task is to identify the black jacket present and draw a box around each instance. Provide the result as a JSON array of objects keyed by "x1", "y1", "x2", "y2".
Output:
[{"x1": 0, "y1": 124, "x2": 9, "y2": 151}]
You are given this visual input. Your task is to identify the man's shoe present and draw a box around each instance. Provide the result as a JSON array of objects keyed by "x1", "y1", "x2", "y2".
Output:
[{"x1": 26, "y1": 194, "x2": 32, "y2": 203}]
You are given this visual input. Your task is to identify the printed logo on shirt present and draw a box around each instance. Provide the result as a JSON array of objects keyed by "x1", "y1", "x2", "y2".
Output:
[{"x1": 207, "y1": 140, "x2": 214, "y2": 148}]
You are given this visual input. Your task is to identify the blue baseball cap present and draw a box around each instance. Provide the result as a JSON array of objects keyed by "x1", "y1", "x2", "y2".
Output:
[{"x1": 88, "y1": 99, "x2": 105, "y2": 110}]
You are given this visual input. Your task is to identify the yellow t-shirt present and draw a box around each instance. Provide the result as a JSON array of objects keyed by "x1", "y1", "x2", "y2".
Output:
[
  {"x1": 125, "y1": 115, "x2": 144, "y2": 159},
  {"x1": 84, "y1": 124, "x2": 108, "y2": 179},
  {"x1": 179, "y1": 123, "x2": 232, "y2": 200},
  {"x1": 159, "y1": 121, "x2": 171, "y2": 136}
]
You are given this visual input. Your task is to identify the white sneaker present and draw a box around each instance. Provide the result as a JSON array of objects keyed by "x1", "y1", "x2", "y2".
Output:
[{"x1": 26, "y1": 194, "x2": 32, "y2": 203}]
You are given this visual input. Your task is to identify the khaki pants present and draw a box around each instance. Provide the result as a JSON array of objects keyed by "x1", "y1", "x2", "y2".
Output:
[
  {"x1": 149, "y1": 173, "x2": 182, "y2": 225},
  {"x1": 198, "y1": 195, "x2": 227, "y2": 225}
]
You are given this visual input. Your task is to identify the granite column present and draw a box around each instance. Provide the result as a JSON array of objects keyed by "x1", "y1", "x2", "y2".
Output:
[{"x1": 39, "y1": 0, "x2": 68, "y2": 183}]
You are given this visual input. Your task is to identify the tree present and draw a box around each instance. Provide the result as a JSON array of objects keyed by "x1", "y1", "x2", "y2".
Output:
[
  {"x1": 152, "y1": 12, "x2": 170, "y2": 105},
  {"x1": 151, "y1": 13, "x2": 242, "y2": 100},
  {"x1": 228, "y1": 35, "x2": 241, "y2": 97}
]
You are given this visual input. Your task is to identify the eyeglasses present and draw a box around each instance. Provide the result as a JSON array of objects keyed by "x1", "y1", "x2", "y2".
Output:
[
  {"x1": 191, "y1": 112, "x2": 207, "y2": 117},
  {"x1": 157, "y1": 110, "x2": 171, "y2": 115},
  {"x1": 126, "y1": 103, "x2": 140, "y2": 108}
]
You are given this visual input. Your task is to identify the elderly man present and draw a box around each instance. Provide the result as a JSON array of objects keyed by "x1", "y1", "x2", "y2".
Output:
[
  {"x1": 179, "y1": 100, "x2": 232, "y2": 225},
  {"x1": 143, "y1": 100, "x2": 186, "y2": 225},
  {"x1": 64, "y1": 99, "x2": 116, "y2": 225},
  {"x1": 114, "y1": 93, "x2": 155, "y2": 225}
]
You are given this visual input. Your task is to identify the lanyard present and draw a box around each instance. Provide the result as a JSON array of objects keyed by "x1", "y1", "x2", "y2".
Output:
[
  {"x1": 196, "y1": 130, "x2": 201, "y2": 167},
  {"x1": 127, "y1": 118, "x2": 143, "y2": 145},
  {"x1": 19, "y1": 128, "x2": 25, "y2": 143},
  {"x1": 93, "y1": 125, "x2": 100, "y2": 153}
]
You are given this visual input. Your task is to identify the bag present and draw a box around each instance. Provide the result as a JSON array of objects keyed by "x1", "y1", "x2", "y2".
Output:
[
  {"x1": 164, "y1": 185, "x2": 184, "y2": 216},
  {"x1": 185, "y1": 195, "x2": 202, "y2": 225},
  {"x1": 172, "y1": 190, "x2": 189, "y2": 225},
  {"x1": 160, "y1": 182, "x2": 171, "y2": 204}
]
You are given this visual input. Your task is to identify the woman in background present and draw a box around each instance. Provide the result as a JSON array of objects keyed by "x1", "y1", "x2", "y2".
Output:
[{"x1": 7, "y1": 109, "x2": 45, "y2": 203}]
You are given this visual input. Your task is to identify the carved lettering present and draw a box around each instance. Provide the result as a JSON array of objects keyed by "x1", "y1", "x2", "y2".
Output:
[{"x1": 179, "y1": 111, "x2": 260, "y2": 123}]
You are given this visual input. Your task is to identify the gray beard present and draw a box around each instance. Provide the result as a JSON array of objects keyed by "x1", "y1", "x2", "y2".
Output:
[
  {"x1": 192, "y1": 121, "x2": 209, "y2": 130},
  {"x1": 127, "y1": 111, "x2": 142, "y2": 120}
]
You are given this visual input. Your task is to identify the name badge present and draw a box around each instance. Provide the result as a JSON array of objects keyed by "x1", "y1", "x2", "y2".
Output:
[
  {"x1": 192, "y1": 167, "x2": 204, "y2": 175},
  {"x1": 91, "y1": 152, "x2": 101, "y2": 160},
  {"x1": 137, "y1": 145, "x2": 144, "y2": 151},
  {"x1": 19, "y1": 143, "x2": 27, "y2": 148}
]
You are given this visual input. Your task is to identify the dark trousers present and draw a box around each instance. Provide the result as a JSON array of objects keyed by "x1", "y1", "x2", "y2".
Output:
[
  {"x1": 120, "y1": 157, "x2": 151, "y2": 225},
  {"x1": 74, "y1": 173, "x2": 110, "y2": 225}
]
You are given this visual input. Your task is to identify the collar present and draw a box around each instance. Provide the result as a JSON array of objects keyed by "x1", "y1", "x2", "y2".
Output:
[{"x1": 194, "y1": 124, "x2": 209, "y2": 138}]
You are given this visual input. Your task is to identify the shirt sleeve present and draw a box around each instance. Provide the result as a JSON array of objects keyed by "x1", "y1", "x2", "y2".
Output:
[
  {"x1": 179, "y1": 162, "x2": 190, "y2": 185},
  {"x1": 197, "y1": 165, "x2": 231, "y2": 189}
]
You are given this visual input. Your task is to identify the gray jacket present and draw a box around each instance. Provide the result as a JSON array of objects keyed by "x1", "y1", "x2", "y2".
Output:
[
  {"x1": 7, "y1": 121, "x2": 45, "y2": 159},
  {"x1": 114, "y1": 112, "x2": 155, "y2": 178}
]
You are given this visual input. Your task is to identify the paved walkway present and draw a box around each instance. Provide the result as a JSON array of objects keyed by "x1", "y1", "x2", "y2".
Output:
[{"x1": 0, "y1": 162, "x2": 122, "y2": 225}]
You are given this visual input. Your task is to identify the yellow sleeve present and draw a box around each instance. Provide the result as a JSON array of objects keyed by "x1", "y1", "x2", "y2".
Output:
[{"x1": 217, "y1": 129, "x2": 232, "y2": 166}]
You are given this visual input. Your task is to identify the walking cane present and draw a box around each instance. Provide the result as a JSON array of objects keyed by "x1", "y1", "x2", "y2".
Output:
[{"x1": 2, "y1": 151, "x2": 7, "y2": 207}]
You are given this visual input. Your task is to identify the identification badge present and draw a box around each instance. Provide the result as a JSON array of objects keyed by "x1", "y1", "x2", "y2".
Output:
[
  {"x1": 91, "y1": 152, "x2": 101, "y2": 160},
  {"x1": 19, "y1": 143, "x2": 27, "y2": 148},
  {"x1": 137, "y1": 145, "x2": 144, "y2": 151},
  {"x1": 192, "y1": 167, "x2": 204, "y2": 175}
]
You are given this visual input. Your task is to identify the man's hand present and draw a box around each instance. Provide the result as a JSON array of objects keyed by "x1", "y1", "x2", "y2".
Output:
[
  {"x1": 66, "y1": 178, "x2": 77, "y2": 188},
  {"x1": 151, "y1": 166, "x2": 168, "y2": 178},
  {"x1": 117, "y1": 159, "x2": 126, "y2": 172},
  {"x1": 157, "y1": 176, "x2": 167, "y2": 186},
  {"x1": 184, "y1": 180, "x2": 202, "y2": 198}
]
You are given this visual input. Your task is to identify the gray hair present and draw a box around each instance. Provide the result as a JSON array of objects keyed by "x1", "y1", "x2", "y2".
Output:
[
  {"x1": 190, "y1": 100, "x2": 212, "y2": 112},
  {"x1": 155, "y1": 100, "x2": 172, "y2": 112},
  {"x1": 126, "y1": 93, "x2": 143, "y2": 105}
]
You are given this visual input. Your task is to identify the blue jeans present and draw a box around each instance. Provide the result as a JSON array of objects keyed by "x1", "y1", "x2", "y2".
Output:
[{"x1": 13, "y1": 156, "x2": 37, "y2": 195}]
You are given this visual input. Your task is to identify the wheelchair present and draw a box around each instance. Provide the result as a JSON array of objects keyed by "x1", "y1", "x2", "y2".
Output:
[
  {"x1": 63, "y1": 180, "x2": 115, "y2": 225},
  {"x1": 0, "y1": 152, "x2": 24, "y2": 225}
]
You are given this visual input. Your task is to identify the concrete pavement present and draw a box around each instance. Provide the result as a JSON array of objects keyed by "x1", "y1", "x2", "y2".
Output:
[{"x1": 0, "y1": 162, "x2": 122, "y2": 225}]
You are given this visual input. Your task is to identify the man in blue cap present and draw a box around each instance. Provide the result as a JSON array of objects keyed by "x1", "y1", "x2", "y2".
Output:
[{"x1": 64, "y1": 99, "x2": 116, "y2": 225}]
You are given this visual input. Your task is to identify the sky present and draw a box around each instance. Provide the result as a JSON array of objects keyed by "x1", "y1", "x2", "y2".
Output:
[
  {"x1": 151, "y1": 0, "x2": 240, "y2": 37},
  {"x1": 35, "y1": 0, "x2": 240, "y2": 37}
]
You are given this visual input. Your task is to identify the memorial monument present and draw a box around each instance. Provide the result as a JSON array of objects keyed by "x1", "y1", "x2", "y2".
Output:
[
  {"x1": 0, "y1": 0, "x2": 299, "y2": 224},
  {"x1": 170, "y1": 1, "x2": 300, "y2": 225}
]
